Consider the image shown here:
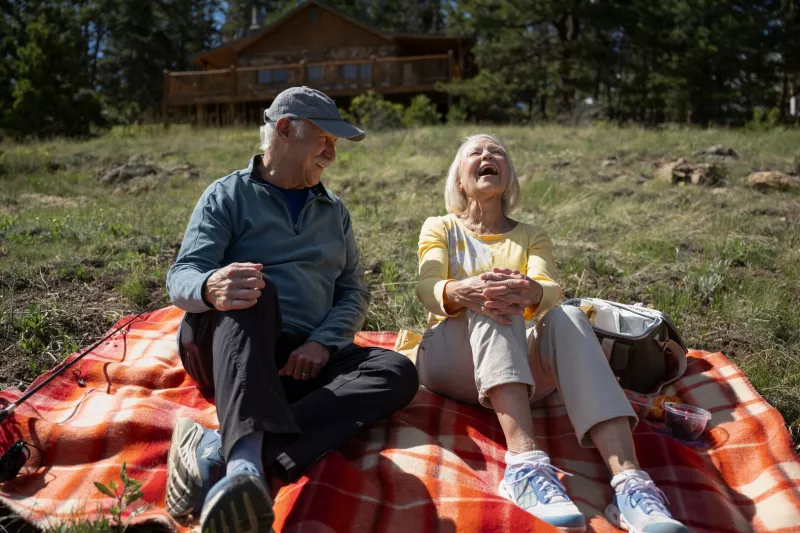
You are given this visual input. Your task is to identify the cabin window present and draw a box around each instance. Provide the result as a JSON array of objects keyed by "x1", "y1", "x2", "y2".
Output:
[
  {"x1": 341, "y1": 64, "x2": 358, "y2": 80},
  {"x1": 307, "y1": 66, "x2": 323, "y2": 81},
  {"x1": 258, "y1": 69, "x2": 289, "y2": 85},
  {"x1": 341, "y1": 63, "x2": 371, "y2": 80}
]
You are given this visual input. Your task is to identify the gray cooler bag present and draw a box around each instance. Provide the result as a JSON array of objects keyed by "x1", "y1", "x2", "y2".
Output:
[{"x1": 561, "y1": 298, "x2": 688, "y2": 394}]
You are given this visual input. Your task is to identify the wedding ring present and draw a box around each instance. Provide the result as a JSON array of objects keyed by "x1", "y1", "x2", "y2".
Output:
[{"x1": 302, "y1": 372, "x2": 310, "y2": 378}]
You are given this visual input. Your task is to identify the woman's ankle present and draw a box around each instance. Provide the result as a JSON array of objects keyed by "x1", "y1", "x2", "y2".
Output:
[{"x1": 506, "y1": 441, "x2": 537, "y2": 455}]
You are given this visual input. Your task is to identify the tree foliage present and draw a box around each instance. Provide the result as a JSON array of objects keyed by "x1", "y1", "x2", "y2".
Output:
[
  {"x1": 447, "y1": 0, "x2": 799, "y2": 126},
  {"x1": 1, "y1": 0, "x2": 798, "y2": 137}
]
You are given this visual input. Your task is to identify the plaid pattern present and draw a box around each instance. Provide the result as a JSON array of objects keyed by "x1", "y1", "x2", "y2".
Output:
[{"x1": 1, "y1": 306, "x2": 799, "y2": 532}]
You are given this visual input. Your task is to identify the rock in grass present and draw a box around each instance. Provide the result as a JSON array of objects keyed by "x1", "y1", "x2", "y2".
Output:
[
  {"x1": 96, "y1": 156, "x2": 157, "y2": 184},
  {"x1": 96, "y1": 154, "x2": 199, "y2": 186},
  {"x1": 698, "y1": 145, "x2": 738, "y2": 159},
  {"x1": 681, "y1": 163, "x2": 726, "y2": 186},
  {"x1": 747, "y1": 171, "x2": 800, "y2": 192},
  {"x1": 655, "y1": 158, "x2": 687, "y2": 180},
  {"x1": 656, "y1": 158, "x2": 726, "y2": 186}
]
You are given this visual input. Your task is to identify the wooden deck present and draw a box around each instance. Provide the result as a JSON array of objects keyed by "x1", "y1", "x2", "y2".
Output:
[{"x1": 163, "y1": 53, "x2": 455, "y2": 108}]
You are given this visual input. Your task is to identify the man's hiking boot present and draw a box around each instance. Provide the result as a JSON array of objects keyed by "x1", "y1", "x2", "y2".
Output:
[
  {"x1": 200, "y1": 463, "x2": 275, "y2": 533},
  {"x1": 166, "y1": 417, "x2": 225, "y2": 518}
]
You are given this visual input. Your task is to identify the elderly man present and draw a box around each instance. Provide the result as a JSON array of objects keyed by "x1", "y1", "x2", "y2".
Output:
[{"x1": 165, "y1": 87, "x2": 419, "y2": 533}]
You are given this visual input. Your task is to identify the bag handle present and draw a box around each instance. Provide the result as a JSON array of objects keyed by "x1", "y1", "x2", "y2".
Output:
[{"x1": 650, "y1": 339, "x2": 687, "y2": 395}]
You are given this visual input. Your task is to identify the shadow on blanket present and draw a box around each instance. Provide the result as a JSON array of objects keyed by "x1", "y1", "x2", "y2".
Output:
[{"x1": 0, "y1": 306, "x2": 798, "y2": 533}]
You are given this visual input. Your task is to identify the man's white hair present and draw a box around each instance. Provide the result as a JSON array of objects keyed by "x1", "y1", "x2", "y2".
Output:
[
  {"x1": 444, "y1": 134, "x2": 520, "y2": 215},
  {"x1": 259, "y1": 118, "x2": 310, "y2": 151}
]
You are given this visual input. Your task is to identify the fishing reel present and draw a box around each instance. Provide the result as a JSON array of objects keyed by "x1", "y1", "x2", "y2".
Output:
[{"x1": 0, "y1": 440, "x2": 42, "y2": 483}]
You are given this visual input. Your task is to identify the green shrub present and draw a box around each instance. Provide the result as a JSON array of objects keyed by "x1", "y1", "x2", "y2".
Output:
[
  {"x1": 446, "y1": 104, "x2": 468, "y2": 125},
  {"x1": 746, "y1": 107, "x2": 781, "y2": 130},
  {"x1": 15, "y1": 307, "x2": 53, "y2": 357},
  {"x1": 348, "y1": 91, "x2": 404, "y2": 130},
  {"x1": 403, "y1": 95, "x2": 441, "y2": 126}
]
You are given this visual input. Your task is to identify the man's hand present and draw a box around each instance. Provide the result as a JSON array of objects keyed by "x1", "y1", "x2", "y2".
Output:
[
  {"x1": 279, "y1": 341, "x2": 330, "y2": 380},
  {"x1": 203, "y1": 262, "x2": 265, "y2": 311},
  {"x1": 480, "y1": 268, "x2": 543, "y2": 317}
]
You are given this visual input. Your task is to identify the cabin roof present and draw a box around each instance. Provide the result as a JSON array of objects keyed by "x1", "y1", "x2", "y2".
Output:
[{"x1": 191, "y1": 0, "x2": 463, "y2": 68}]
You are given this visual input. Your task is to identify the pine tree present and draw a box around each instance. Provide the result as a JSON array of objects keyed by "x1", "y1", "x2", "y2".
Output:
[{"x1": 2, "y1": 1, "x2": 103, "y2": 137}]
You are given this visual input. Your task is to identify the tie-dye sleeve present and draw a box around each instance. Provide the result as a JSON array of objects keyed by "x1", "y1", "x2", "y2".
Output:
[
  {"x1": 417, "y1": 216, "x2": 462, "y2": 318},
  {"x1": 526, "y1": 227, "x2": 562, "y2": 318}
]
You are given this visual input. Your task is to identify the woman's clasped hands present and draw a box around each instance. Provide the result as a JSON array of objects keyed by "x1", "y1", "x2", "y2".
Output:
[{"x1": 447, "y1": 267, "x2": 543, "y2": 325}]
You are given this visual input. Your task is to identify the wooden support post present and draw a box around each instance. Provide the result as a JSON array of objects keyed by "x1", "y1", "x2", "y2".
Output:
[
  {"x1": 230, "y1": 64, "x2": 237, "y2": 99},
  {"x1": 447, "y1": 50, "x2": 455, "y2": 80},
  {"x1": 458, "y1": 41, "x2": 465, "y2": 78},
  {"x1": 162, "y1": 70, "x2": 170, "y2": 128},
  {"x1": 370, "y1": 55, "x2": 376, "y2": 88},
  {"x1": 299, "y1": 60, "x2": 307, "y2": 85}
]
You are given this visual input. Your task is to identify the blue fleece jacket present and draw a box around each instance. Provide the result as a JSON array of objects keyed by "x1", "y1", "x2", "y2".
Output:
[{"x1": 166, "y1": 155, "x2": 369, "y2": 352}]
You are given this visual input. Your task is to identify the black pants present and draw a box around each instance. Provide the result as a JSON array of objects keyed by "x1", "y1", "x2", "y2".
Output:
[{"x1": 178, "y1": 274, "x2": 419, "y2": 482}]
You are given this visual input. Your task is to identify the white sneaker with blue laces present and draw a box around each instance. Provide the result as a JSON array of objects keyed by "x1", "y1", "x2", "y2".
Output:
[
  {"x1": 605, "y1": 470, "x2": 688, "y2": 533},
  {"x1": 498, "y1": 450, "x2": 587, "y2": 532}
]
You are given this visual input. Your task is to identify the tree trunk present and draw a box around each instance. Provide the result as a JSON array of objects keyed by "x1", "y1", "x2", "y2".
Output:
[
  {"x1": 553, "y1": 6, "x2": 581, "y2": 116},
  {"x1": 780, "y1": 71, "x2": 789, "y2": 122}
]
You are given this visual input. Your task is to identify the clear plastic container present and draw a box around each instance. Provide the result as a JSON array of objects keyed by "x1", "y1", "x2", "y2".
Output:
[
  {"x1": 624, "y1": 390, "x2": 653, "y2": 418},
  {"x1": 664, "y1": 402, "x2": 711, "y2": 441},
  {"x1": 628, "y1": 398, "x2": 652, "y2": 418}
]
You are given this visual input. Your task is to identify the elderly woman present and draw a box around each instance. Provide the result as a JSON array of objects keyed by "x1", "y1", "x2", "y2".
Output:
[{"x1": 415, "y1": 134, "x2": 687, "y2": 533}]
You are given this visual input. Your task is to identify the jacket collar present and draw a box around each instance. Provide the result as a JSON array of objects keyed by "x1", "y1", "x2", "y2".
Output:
[{"x1": 247, "y1": 154, "x2": 333, "y2": 202}]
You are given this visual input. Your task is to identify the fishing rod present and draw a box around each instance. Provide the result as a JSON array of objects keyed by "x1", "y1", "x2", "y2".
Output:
[{"x1": 0, "y1": 311, "x2": 147, "y2": 424}]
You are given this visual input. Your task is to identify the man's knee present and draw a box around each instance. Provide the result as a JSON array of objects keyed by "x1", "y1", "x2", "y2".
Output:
[
  {"x1": 231, "y1": 273, "x2": 279, "y2": 316},
  {"x1": 378, "y1": 351, "x2": 419, "y2": 404},
  {"x1": 259, "y1": 273, "x2": 279, "y2": 303}
]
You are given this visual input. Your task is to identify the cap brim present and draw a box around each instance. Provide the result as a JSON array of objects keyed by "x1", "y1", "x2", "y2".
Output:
[{"x1": 308, "y1": 118, "x2": 366, "y2": 142}]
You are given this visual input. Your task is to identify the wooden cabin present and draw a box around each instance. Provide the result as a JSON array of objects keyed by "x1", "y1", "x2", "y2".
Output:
[{"x1": 162, "y1": 0, "x2": 469, "y2": 126}]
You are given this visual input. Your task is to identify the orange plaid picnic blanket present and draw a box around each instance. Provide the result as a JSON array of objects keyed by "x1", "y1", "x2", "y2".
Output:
[{"x1": 1, "y1": 306, "x2": 799, "y2": 532}]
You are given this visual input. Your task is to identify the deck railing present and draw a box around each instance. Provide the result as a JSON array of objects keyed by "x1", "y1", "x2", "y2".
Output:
[{"x1": 165, "y1": 53, "x2": 455, "y2": 103}]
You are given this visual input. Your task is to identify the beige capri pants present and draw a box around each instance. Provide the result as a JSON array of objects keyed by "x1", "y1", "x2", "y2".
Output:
[{"x1": 416, "y1": 305, "x2": 637, "y2": 446}]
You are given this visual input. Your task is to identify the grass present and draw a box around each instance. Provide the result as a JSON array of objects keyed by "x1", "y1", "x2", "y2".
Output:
[{"x1": 0, "y1": 123, "x2": 798, "y2": 525}]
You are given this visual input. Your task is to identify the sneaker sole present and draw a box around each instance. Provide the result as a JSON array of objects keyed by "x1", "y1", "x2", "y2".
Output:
[
  {"x1": 498, "y1": 481, "x2": 587, "y2": 533},
  {"x1": 200, "y1": 474, "x2": 275, "y2": 533},
  {"x1": 605, "y1": 503, "x2": 637, "y2": 532},
  {"x1": 166, "y1": 417, "x2": 204, "y2": 518}
]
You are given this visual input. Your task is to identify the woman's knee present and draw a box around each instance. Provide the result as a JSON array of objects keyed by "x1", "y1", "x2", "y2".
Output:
[
  {"x1": 541, "y1": 305, "x2": 591, "y2": 333},
  {"x1": 469, "y1": 312, "x2": 528, "y2": 353}
]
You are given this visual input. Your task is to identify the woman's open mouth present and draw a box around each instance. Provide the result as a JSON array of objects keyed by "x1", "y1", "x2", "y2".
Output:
[{"x1": 478, "y1": 164, "x2": 498, "y2": 177}]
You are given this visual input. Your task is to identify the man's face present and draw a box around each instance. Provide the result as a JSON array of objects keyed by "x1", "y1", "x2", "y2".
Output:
[{"x1": 286, "y1": 121, "x2": 338, "y2": 188}]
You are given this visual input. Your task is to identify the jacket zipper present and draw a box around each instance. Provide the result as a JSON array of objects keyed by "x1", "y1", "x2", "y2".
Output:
[
  {"x1": 273, "y1": 192, "x2": 322, "y2": 235},
  {"x1": 294, "y1": 196, "x2": 319, "y2": 234}
]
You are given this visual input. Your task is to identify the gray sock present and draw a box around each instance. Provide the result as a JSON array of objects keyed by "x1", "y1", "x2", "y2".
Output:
[{"x1": 227, "y1": 432, "x2": 264, "y2": 477}]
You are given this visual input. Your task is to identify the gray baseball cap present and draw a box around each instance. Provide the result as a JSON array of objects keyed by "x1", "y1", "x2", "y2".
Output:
[{"x1": 264, "y1": 86, "x2": 365, "y2": 141}]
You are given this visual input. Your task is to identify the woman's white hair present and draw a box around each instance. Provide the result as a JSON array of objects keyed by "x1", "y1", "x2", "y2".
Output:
[
  {"x1": 259, "y1": 118, "x2": 309, "y2": 151},
  {"x1": 444, "y1": 134, "x2": 520, "y2": 215}
]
